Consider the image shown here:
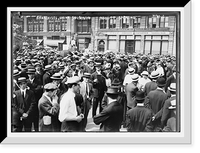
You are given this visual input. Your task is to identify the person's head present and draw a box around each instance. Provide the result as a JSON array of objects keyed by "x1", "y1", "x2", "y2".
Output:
[
  {"x1": 135, "y1": 91, "x2": 145, "y2": 103},
  {"x1": 82, "y1": 73, "x2": 91, "y2": 82},
  {"x1": 156, "y1": 77, "x2": 166, "y2": 88},
  {"x1": 150, "y1": 71, "x2": 160, "y2": 81},
  {"x1": 44, "y1": 83, "x2": 58, "y2": 98},
  {"x1": 26, "y1": 67, "x2": 36, "y2": 80},
  {"x1": 168, "y1": 83, "x2": 176, "y2": 95},
  {"x1": 95, "y1": 63, "x2": 102, "y2": 71},
  {"x1": 131, "y1": 74, "x2": 139, "y2": 84},
  {"x1": 17, "y1": 77, "x2": 27, "y2": 90},
  {"x1": 106, "y1": 86, "x2": 119, "y2": 100},
  {"x1": 34, "y1": 62, "x2": 42, "y2": 71},
  {"x1": 65, "y1": 76, "x2": 81, "y2": 93},
  {"x1": 50, "y1": 73, "x2": 62, "y2": 86},
  {"x1": 141, "y1": 71, "x2": 149, "y2": 79}
]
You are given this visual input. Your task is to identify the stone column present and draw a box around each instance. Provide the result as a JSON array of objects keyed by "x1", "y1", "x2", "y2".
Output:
[
  {"x1": 140, "y1": 35, "x2": 145, "y2": 54},
  {"x1": 106, "y1": 17, "x2": 109, "y2": 29},
  {"x1": 23, "y1": 16, "x2": 27, "y2": 33},
  {"x1": 116, "y1": 16, "x2": 120, "y2": 29},
  {"x1": 116, "y1": 35, "x2": 120, "y2": 53}
]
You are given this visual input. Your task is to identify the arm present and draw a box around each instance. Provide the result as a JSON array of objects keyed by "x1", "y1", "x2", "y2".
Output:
[
  {"x1": 93, "y1": 106, "x2": 110, "y2": 125},
  {"x1": 26, "y1": 91, "x2": 36, "y2": 116},
  {"x1": 40, "y1": 101, "x2": 59, "y2": 116}
]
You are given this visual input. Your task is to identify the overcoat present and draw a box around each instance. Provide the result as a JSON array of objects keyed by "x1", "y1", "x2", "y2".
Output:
[{"x1": 38, "y1": 94, "x2": 60, "y2": 132}]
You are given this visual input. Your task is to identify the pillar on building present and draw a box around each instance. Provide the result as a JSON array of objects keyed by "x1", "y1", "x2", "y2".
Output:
[
  {"x1": 156, "y1": 16, "x2": 160, "y2": 28},
  {"x1": 43, "y1": 16, "x2": 48, "y2": 32},
  {"x1": 43, "y1": 35, "x2": 47, "y2": 46},
  {"x1": 23, "y1": 16, "x2": 27, "y2": 33},
  {"x1": 105, "y1": 37, "x2": 108, "y2": 51},
  {"x1": 129, "y1": 16, "x2": 133, "y2": 28},
  {"x1": 116, "y1": 35, "x2": 120, "y2": 53},
  {"x1": 140, "y1": 35, "x2": 145, "y2": 54},
  {"x1": 91, "y1": 17, "x2": 96, "y2": 51},
  {"x1": 106, "y1": 17, "x2": 109, "y2": 29}
]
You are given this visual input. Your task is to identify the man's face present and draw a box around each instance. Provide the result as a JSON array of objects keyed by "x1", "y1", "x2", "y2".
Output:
[
  {"x1": 19, "y1": 82, "x2": 27, "y2": 90},
  {"x1": 73, "y1": 83, "x2": 80, "y2": 94},
  {"x1": 28, "y1": 73, "x2": 35, "y2": 79}
]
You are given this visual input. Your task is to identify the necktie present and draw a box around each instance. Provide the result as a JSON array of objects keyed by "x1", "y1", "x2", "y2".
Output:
[{"x1": 22, "y1": 91, "x2": 25, "y2": 99}]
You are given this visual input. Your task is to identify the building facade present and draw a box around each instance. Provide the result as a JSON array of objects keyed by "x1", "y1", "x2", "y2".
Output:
[{"x1": 23, "y1": 15, "x2": 176, "y2": 55}]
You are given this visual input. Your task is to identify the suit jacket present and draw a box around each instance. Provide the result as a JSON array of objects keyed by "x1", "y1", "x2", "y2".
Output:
[
  {"x1": 165, "y1": 74, "x2": 176, "y2": 92},
  {"x1": 161, "y1": 96, "x2": 176, "y2": 127},
  {"x1": 143, "y1": 81, "x2": 157, "y2": 96},
  {"x1": 125, "y1": 105, "x2": 154, "y2": 132},
  {"x1": 13, "y1": 89, "x2": 36, "y2": 123},
  {"x1": 145, "y1": 89, "x2": 168, "y2": 126},
  {"x1": 125, "y1": 82, "x2": 138, "y2": 108},
  {"x1": 43, "y1": 71, "x2": 52, "y2": 86},
  {"x1": 93, "y1": 101, "x2": 123, "y2": 132},
  {"x1": 163, "y1": 116, "x2": 176, "y2": 132},
  {"x1": 91, "y1": 71, "x2": 107, "y2": 99},
  {"x1": 38, "y1": 94, "x2": 60, "y2": 132}
]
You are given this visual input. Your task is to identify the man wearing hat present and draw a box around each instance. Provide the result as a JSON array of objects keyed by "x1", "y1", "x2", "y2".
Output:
[
  {"x1": 145, "y1": 77, "x2": 168, "y2": 131},
  {"x1": 125, "y1": 91, "x2": 154, "y2": 132},
  {"x1": 12, "y1": 77, "x2": 36, "y2": 132},
  {"x1": 125, "y1": 74, "x2": 141, "y2": 109},
  {"x1": 165, "y1": 65, "x2": 176, "y2": 93},
  {"x1": 93, "y1": 86, "x2": 124, "y2": 132},
  {"x1": 26, "y1": 67, "x2": 43, "y2": 132},
  {"x1": 59, "y1": 76, "x2": 84, "y2": 132},
  {"x1": 43, "y1": 65, "x2": 53, "y2": 86},
  {"x1": 34, "y1": 62, "x2": 44, "y2": 84},
  {"x1": 38, "y1": 83, "x2": 60, "y2": 132},
  {"x1": 123, "y1": 67, "x2": 136, "y2": 87},
  {"x1": 161, "y1": 83, "x2": 176, "y2": 128},
  {"x1": 143, "y1": 71, "x2": 160, "y2": 96},
  {"x1": 79, "y1": 73, "x2": 93, "y2": 130},
  {"x1": 91, "y1": 62, "x2": 107, "y2": 117},
  {"x1": 162, "y1": 99, "x2": 176, "y2": 132},
  {"x1": 138, "y1": 71, "x2": 151, "y2": 91}
]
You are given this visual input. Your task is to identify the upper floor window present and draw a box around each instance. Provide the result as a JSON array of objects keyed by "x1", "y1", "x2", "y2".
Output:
[
  {"x1": 27, "y1": 17, "x2": 43, "y2": 32},
  {"x1": 109, "y1": 17, "x2": 116, "y2": 29},
  {"x1": 77, "y1": 19, "x2": 91, "y2": 33},
  {"x1": 100, "y1": 18, "x2": 107, "y2": 29},
  {"x1": 48, "y1": 18, "x2": 67, "y2": 32}
]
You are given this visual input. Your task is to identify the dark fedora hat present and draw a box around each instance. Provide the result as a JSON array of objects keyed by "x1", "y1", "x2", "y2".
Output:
[
  {"x1": 106, "y1": 86, "x2": 119, "y2": 95},
  {"x1": 156, "y1": 77, "x2": 166, "y2": 87},
  {"x1": 135, "y1": 91, "x2": 145, "y2": 101}
]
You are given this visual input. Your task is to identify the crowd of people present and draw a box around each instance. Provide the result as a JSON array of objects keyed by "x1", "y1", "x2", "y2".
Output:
[{"x1": 12, "y1": 46, "x2": 177, "y2": 132}]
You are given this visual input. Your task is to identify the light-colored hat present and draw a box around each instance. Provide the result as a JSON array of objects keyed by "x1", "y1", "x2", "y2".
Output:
[
  {"x1": 132, "y1": 74, "x2": 139, "y2": 82},
  {"x1": 168, "y1": 83, "x2": 176, "y2": 92},
  {"x1": 150, "y1": 71, "x2": 160, "y2": 79},
  {"x1": 141, "y1": 71, "x2": 149, "y2": 76},
  {"x1": 65, "y1": 76, "x2": 81, "y2": 84},
  {"x1": 45, "y1": 65, "x2": 52, "y2": 71},
  {"x1": 44, "y1": 83, "x2": 58, "y2": 90},
  {"x1": 50, "y1": 73, "x2": 63, "y2": 80},
  {"x1": 13, "y1": 69, "x2": 21, "y2": 77},
  {"x1": 168, "y1": 100, "x2": 176, "y2": 109},
  {"x1": 17, "y1": 77, "x2": 27, "y2": 83},
  {"x1": 128, "y1": 67, "x2": 135, "y2": 74}
]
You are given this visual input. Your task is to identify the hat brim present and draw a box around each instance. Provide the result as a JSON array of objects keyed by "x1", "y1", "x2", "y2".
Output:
[
  {"x1": 135, "y1": 97, "x2": 145, "y2": 101},
  {"x1": 168, "y1": 106, "x2": 176, "y2": 109},
  {"x1": 51, "y1": 77, "x2": 62, "y2": 80},
  {"x1": 168, "y1": 87, "x2": 176, "y2": 92},
  {"x1": 157, "y1": 83, "x2": 166, "y2": 87}
]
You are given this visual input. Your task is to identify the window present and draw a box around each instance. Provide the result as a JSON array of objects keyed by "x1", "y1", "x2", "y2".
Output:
[
  {"x1": 165, "y1": 17, "x2": 169, "y2": 27},
  {"x1": 77, "y1": 20, "x2": 91, "y2": 33},
  {"x1": 133, "y1": 17, "x2": 141, "y2": 28},
  {"x1": 152, "y1": 17, "x2": 157, "y2": 28},
  {"x1": 109, "y1": 17, "x2": 116, "y2": 29},
  {"x1": 52, "y1": 36, "x2": 60, "y2": 40},
  {"x1": 27, "y1": 17, "x2": 43, "y2": 32},
  {"x1": 160, "y1": 16, "x2": 165, "y2": 27},
  {"x1": 100, "y1": 19, "x2": 107, "y2": 29},
  {"x1": 61, "y1": 19, "x2": 67, "y2": 31},
  {"x1": 48, "y1": 20, "x2": 54, "y2": 31},
  {"x1": 121, "y1": 17, "x2": 129, "y2": 28}
]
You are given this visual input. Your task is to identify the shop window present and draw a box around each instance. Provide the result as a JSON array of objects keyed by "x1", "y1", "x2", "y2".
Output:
[
  {"x1": 135, "y1": 41, "x2": 141, "y2": 53},
  {"x1": 135, "y1": 35, "x2": 141, "y2": 40},
  {"x1": 152, "y1": 41, "x2": 161, "y2": 54},
  {"x1": 98, "y1": 40, "x2": 105, "y2": 52}
]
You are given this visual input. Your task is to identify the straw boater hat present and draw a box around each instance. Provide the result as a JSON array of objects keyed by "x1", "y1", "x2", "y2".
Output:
[
  {"x1": 13, "y1": 69, "x2": 21, "y2": 77},
  {"x1": 131, "y1": 74, "x2": 139, "y2": 82},
  {"x1": 50, "y1": 73, "x2": 63, "y2": 80},
  {"x1": 26, "y1": 67, "x2": 36, "y2": 74},
  {"x1": 168, "y1": 83, "x2": 176, "y2": 92},
  {"x1": 168, "y1": 99, "x2": 176, "y2": 110},
  {"x1": 128, "y1": 67, "x2": 135, "y2": 74},
  {"x1": 65, "y1": 76, "x2": 81, "y2": 85},
  {"x1": 17, "y1": 77, "x2": 27, "y2": 84},
  {"x1": 150, "y1": 71, "x2": 160, "y2": 79},
  {"x1": 83, "y1": 73, "x2": 91, "y2": 79},
  {"x1": 44, "y1": 65, "x2": 52, "y2": 71},
  {"x1": 141, "y1": 71, "x2": 149, "y2": 76}
]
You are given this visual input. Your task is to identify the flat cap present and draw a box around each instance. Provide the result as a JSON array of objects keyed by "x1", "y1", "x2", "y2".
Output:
[{"x1": 44, "y1": 83, "x2": 58, "y2": 90}]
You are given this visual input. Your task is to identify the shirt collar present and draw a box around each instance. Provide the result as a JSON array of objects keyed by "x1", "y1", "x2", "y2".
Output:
[
  {"x1": 157, "y1": 87, "x2": 166, "y2": 93},
  {"x1": 137, "y1": 103, "x2": 144, "y2": 106},
  {"x1": 43, "y1": 93, "x2": 52, "y2": 103}
]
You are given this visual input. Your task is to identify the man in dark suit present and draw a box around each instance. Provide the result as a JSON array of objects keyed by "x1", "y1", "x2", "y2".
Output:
[
  {"x1": 26, "y1": 67, "x2": 43, "y2": 132},
  {"x1": 91, "y1": 63, "x2": 107, "y2": 117},
  {"x1": 13, "y1": 77, "x2": 36, "y2": 132},
  {"x1": 43, "y1": 65, "x2": 52, "y2": 86},
  {"x1": 143, "y1": 71, "x2": 160, "y2": 96},
  {"x1": 145, "y1": 77, "x2": 168, "y2": 131},
  {"x1": 93, "y1": 86, "x2": 124, "y2": 132},
  {"x1": 161, "y1": 83, "x2": 176, "y2": 128},
  {"x1": 125, "y1": 91, "x2": 154, "y2": 132}
]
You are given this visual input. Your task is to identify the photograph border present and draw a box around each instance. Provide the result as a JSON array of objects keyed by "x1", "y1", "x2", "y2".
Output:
[{"x1": 3, "y1": 3, "x2": 191, "y2": 144}]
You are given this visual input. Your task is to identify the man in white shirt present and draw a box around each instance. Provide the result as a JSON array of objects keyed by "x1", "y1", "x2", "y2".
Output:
[{"x1": 59, "y1": 76, "x2": 84, "y2": 132}]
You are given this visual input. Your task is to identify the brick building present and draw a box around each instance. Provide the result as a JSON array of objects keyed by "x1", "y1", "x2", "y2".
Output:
[{"x1": 22, "y1": 13, "x2": 176, "y2": 55}]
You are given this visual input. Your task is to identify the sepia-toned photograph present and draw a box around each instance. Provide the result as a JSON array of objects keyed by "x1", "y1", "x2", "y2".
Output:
[{"x1": 4, "y1": 5, "x2": 191, "y2": 144}]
